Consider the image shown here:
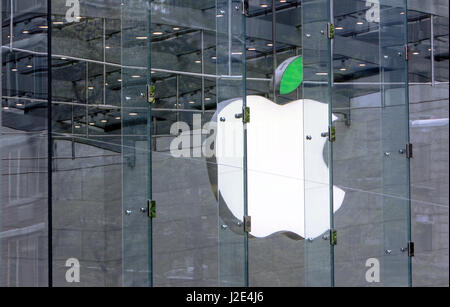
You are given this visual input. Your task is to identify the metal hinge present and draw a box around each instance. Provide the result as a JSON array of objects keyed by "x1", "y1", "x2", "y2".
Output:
[
  {"x1": 407, "y1": 241, "x2": 415, "y2": 257},
  {"x1": 321, "y1": 125, "x2": 336, "y2": 142},
  {"x1": 147, "y1": 84, "x2": 156, "y2": 104},
  {"x1": 404, "y1": 45, "x2": 410, "y2": 61},
  {"x1": 236, "y1": 107, "x2": 250, "y2": 123},
  {"x1": 147, "y1": 200, "x2": 156, "y2": 218},
  {"x1": 406, "y1": 143, "x2": 413, "y2": 158},
  {"x1": 244, "y1": 215, "x2": 251, "y2": 233},
  {"x1": 330, "y1": 229, "x2": 337, "y2": 246},
  {"x1": 242, "y1": 0, "x2": 249, "y2": 16},
  {"x1": 327, "y1": 23, "x2": 335, "y2": 39}
]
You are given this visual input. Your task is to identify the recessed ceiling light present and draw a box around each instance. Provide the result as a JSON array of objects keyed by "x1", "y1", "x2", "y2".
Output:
[
  {"x1": 211, "y1": 56, "x2": 217, "y2": 60},
  {"x1": 280, "y1": 0, "x2": 287, "y2": 2},
  {"x1": 356, "y1": 21, "x2": 364, "y2": 25},
  {"x1": 195, "y1": 60, "x2": 201, "y2": 64},
  {"x1": 105, "y1": 46, "x2": 111, "y2": 49},
  {"x1": 188, "y1": 101, "x2": 195, "y2": 104},
  {"x1": 74, "y1": 125, "x2": 81, "y2": 129},
  {"x1": 115, "y1": 116, "x2": 121, "y2": 120},
  {"x1": 60, "y1": 57, "x2": 67, "y2": 60},
  {"x1": 153, "y1": 31, "x2": 164, "y2": 35},
  {"x1": 118, "y1": 79, "x2": 122, "y2": 82},
  {"x1": 335, "y1": 26, "x2": 344, "y2": 30},
  {"x1": 232, "y1": 51, "x2": 243, "y2": 55},
  {"x1": 248, "y1": 47, "x2": 256, "y2": 51},
  {"x1": 131, "y1": 75, "x2": 140, "y2": 78},
  {"x1": 88, "y1": 86, "x2": 94, "y2": 90},
  {"x1": 11, "y1": 68, "x2": 18, "y2": 72},
  {"x1": 359, "y1": 63, "x2": 366, "y2": 67},
  {"x1": 339, "y1": 68, "x2": 347, "y2": 71},
  {"x1": 260, "y1": 4, "x2": 269, "y2": 8},
  {"x1": 400, "y1": 11, "x2": 405, "y2": 15},
  {"x1": 26, "y1": 65, "x2": 33, "y2": 68},
  {"x1": 129, "y1": 112, "x2": 138, "y2": 116},
  {"x1": 89, "y1": 122, "x2": 95, "y2": 126},
  {"x1": 316, "y1": 72, "x2": 328, "y2": 76},
  {"x1": 412, "y1": 51, "x2": 420, "y2": 55},
  {"x1": 173, "y1": 27, "x2": 180, "y2": 31},
  {"x1": 267, "y1": 43, "x2": 273, "y2": 47},
  {"x1": 53, "y1": 21, "x2": 64, "y2": 25},
  {"x1": 136, "y1": 36, "x2": 148, "y2": 40},
  {"x1": 22, "y1": 30, "x2": 30, "y2": 34},
  {"x1": 39, "y1": 25, "x2": 48, "y2": 29},
  {"x1": 16, "y1": 103, "x2": 23, "y2": 106},
  {"x1": 205, "y1": 97, "x2": 211, "y2": 101},
  {"x1": 151, "y1": 70, "x2": 156, "y2": 74},
  {"x1": 100, "y1": 119, "x2": 107, "y2": 123},
  {"x1": 3, "y1": 106, "x2": 9, "y2": 110}
]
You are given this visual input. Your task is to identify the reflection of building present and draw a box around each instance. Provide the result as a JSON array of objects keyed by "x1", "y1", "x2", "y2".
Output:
[{"x1": 0, "y1": 0, "x2": 448, "y2": 287}]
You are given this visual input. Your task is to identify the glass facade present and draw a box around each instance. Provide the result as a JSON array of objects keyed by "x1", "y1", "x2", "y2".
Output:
[{"x1": 0, "y1": 0, "x2": 448, "y2": 287}]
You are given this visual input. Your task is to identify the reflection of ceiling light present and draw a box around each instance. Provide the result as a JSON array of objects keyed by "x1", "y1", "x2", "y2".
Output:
[
  {"x1": 131, "y1": 75, "x2": 140, "y2": 78},
  {"x1": 60, "y1": 57, "x2": 67, "y2": 60},
  {"x1": 89, "y1": 122, "x2": 95, "y2": 126},
  {"x1": 400, "y1": 11, "x2": 405, "y2": 15},
  {"x1": 115, "y1": 116, "x2": 121, "y2": 120},
  {"x1": 248, "y1": 47, "x2": 256, "y2": 51},
  {"x1": 53, "y1": 21, "x2": 64, "y2": 25},
  {"x1": 105, "y1": 46, "x2": 111, "y2": 49},
  {"x1": 356, "y1": 21, "x2": 364, "y2": 25},
  {"x1": 39, "y1": 25, "x2": 48, "y2": 29},
  {"x1": 359, "y1": 63, "x2": 366, "y2": 67},
  {"x1": 267, "y1": 43, "x2": 273, "y2": 47},
  {"x1": 118, "y1": 79, "x2": 122, "y2": 82},
  {"x1": 129, "y1": 112, "x2": 138, "y2": 116},
  {"x1": 74, "y1": 125, "x2": 81, "y2": 129},
  {"x1": 11, "y1": 68, "x2": 18, "y2": 72},
  {"x1": 188, "y1": 101, "x2": 195, "y2": 104},
  {"x1": 205, "y1": 97, "x2": 211, "y2": 101},
  {"x1": 260, "y1": 4, "x2": 269, "y2": 8},
  {"x1": 232, "y1": 51, "x2": 242, "y2": 55},
  {"x1": 22, "y1": 30, "x2": 30, "y2": 34},
  {"x1": 316, "y1": 72, "x2": 328, "y2": 76},
  {"x1": 412, "y1": 51, "x2": 420, "y2": 55},
  {"x1": 339, "y1": 68, "x2": 347, "y2": 71},
  {"x1": 100, "y1": 119, "x2": 107, "y2": 123},
  {"x1": 335, "y1": 26, "x2": 344, "y2": 30},
  {"x1": 3, "y1": 106, "x2": 9, "y2": 110},
  {"x1": 26, "y1": 65, "x2": 33, "y2": 68},
  {"x1": 16, "y1": 103, "x2": 23, "y2": 107},
  {"x1": 88, "y1": 86, "x2": 94, "y2": 90},
  {"x1": 173, "y1": 27, "x2": 180, "y2": 31},
  {"x1": 195, "y1": 60, "x2": 201, "y2": 64},
  {"x1": 280, "y1": 0, "x2": 287, "y2": 2},
  {"x1": 153, "y1": 31, "x2": 163, "y2": 35},
  {"x1": 136, "y1": 36, "x2": 148, "y2": 40},
  {"x1": 211, "y1": 56, "x2": 217, "y2": 60}
]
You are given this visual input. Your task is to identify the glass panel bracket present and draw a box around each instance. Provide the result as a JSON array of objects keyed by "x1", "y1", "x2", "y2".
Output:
[
  {"x1": 235, "y1": 107, "x2": 250, "y2": 123},
  {"x1": 241, "y1": 0, "x2": 249, "y2": 16},
  {"x1": 327, "y1": 23, "x2": 335, "y2": 39},
  {"x1": 147, "y1": 84, "x2": 156, "y2": 104},
  {"x1": 330, "y1": 229, "x2": 337, "y2": 246},
  {"x1": 147, "y1": 200, "x2": 156, "y2": 218},
  {"x1": 244, "y1": 216, "x2": 251, "y2": 233},
  {"x1": 321, "y1": 125, "x2": 336, "y2": 142}
]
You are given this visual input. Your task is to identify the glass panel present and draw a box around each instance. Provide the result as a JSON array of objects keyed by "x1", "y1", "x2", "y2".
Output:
[
  {"x1": 150, "y1": 1, "x2": 221, "y2": 287},
  {"x1": 246, "y1": 0, "x2": 305, "y2": 287},
  {"x1": 121, "y1": 0, "x2": 152, "y2": 287},
  {"x1": 379, "y1": 0, "x2": 411, "y2": 287},
  {"x1": 302, "y1": 0, "x2": 334, "y2": 287},
  {"x1": 1, "y1": 0, "x2": 49, "y2": 286},
  {"x1": 216, "y1": 0, "x2": 247, "y2": 287}
]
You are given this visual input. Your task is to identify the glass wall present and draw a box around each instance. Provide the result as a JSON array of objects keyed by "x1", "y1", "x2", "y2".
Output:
[{"x1": 0, "y1": 0, "x2": 448, "y2": 287}]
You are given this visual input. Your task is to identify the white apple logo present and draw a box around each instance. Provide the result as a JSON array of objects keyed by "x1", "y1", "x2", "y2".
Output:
[{"x1": 211, "y1": 56, "x2": 345, "y2": 240}]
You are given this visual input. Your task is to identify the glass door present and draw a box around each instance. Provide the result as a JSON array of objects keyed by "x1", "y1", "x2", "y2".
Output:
[{"x1": 121, "y1": 0, "x2": 152, "y2": 287}]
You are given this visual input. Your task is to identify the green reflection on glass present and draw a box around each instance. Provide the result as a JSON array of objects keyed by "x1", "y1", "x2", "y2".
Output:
[{"x1": 280, "y1": 56, "x2": 303, "y2": 95}]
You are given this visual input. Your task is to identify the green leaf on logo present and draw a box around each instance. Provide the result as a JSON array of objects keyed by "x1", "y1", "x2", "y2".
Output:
[{"x1": 279, "y1": 56, "x2": 303, "y2": 95}]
